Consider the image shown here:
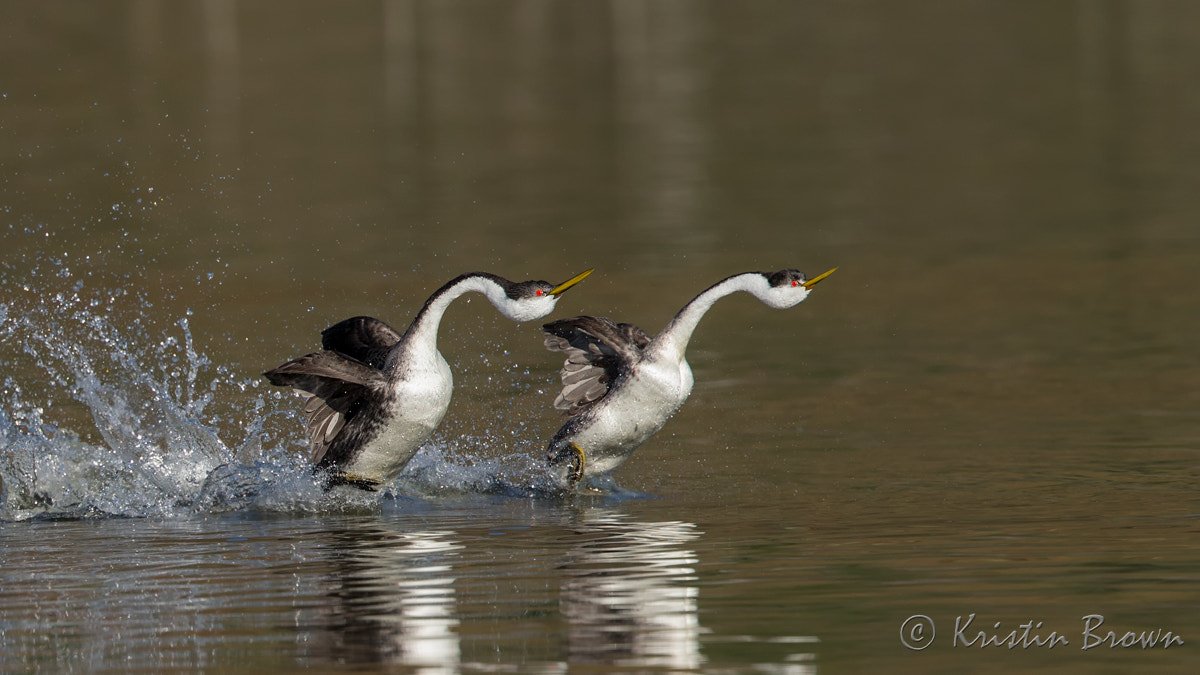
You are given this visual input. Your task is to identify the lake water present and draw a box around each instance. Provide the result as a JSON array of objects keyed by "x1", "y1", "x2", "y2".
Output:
[{"x1": 3, "y1": 1, "x2": 1199, "y2": 673}]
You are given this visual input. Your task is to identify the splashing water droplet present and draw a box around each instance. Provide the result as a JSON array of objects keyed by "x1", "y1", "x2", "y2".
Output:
[{"x1": 0, "y1": 263, "x2": 307, "y2": 520}]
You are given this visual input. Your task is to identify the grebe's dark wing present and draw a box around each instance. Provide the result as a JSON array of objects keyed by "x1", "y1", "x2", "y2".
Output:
[
  {"x1": 320, "y1": 316, "x2": 403, "y2": 369},
  {"x1": 264, "y1": 350, "x2": 387, "y2": 463},
  {"x1": 542, "y1": 316, "x2": 650, "y2": 416}
]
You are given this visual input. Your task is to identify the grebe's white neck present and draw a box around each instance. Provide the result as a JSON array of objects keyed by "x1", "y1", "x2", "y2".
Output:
[
  {"x1": 652, "y1": 271, "x2": 813, "y2": 360},
  {"x1": 391, "y1": 270, "x2": 586, "y2": 370},
  {"x1": 394, "y1": 274, "x2": 513, "y2": 368}
]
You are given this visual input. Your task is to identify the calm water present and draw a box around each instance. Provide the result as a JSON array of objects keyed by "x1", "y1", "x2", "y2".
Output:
[{"x1": 3, "y1": 1, "x2": 1200, "y2": 672}]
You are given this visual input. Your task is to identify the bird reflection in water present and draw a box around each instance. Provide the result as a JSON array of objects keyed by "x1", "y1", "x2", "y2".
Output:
[
  {"x1": 316, "y1": 527, "x2": 462, "y2": 672},
  {"x1": 559, "y1": 510, "x2": 702, "y2": 669}
]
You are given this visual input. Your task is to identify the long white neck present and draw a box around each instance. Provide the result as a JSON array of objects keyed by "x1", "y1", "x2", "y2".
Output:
[
  {"x1": 652, "y1": 273, "x2": 769, "y2": 361},
  {"x1": 393, "y1": 274, "x2": 508, "y2": 368}
]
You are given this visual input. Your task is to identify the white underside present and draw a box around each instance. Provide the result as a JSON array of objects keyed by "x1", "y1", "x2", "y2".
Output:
[
  {"x1": 570, "y1": 355, "x2": 694, "y2": 477},
  {"x1": 342, "y1": 355, "x2": 453, "y2": 484}
]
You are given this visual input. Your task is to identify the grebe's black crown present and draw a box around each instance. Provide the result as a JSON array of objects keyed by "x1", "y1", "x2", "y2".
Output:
[
  {"x1": 766, "y1": 269, "x2": 806, "y2": 288},
  {"x1": 448, "y1": 272, "x2": 545, "y2": 300},
  {"x1": 462, "y1": 270, "x2": 592, "y2": 300},
  {"x1": 506, "y1": 279, "x2": 556, "y2": 300}
]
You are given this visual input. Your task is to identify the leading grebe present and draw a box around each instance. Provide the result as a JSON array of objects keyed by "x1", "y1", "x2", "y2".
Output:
[{"x1": 541, "y1": 267, "x2": 834, "y2": 487}]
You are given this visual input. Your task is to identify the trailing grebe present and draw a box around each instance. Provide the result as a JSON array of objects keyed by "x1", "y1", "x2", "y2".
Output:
[{"x1": 265, "y1": 269, "x2": 593, "y2": 490}]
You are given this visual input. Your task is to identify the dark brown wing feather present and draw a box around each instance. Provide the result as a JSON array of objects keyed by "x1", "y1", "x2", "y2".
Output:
[
  {"x1": 542, "y1": 316, "x2": 650, "y2": 416},
  {"x1": 321, "y1": 316, "x2": 403, "y2": 369},
  {"x1": 263, "y1": 350, "x2": 388, "y2": 463}
]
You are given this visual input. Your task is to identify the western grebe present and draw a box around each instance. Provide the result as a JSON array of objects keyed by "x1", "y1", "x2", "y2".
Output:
[
  {"x1": 265, "y1": 269, "x2": 593, "y2": 490},
  {"x1": 541, "y1": 267, "x2": 834, "y2": 487}
]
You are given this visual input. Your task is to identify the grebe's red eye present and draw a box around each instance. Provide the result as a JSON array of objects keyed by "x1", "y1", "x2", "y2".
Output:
[
  {"x1": 792, "y1": 280, "x2": 799, "y2": 287},
  {"x1": 536, "y1": 289, "x2": 544, "y2": 296}
]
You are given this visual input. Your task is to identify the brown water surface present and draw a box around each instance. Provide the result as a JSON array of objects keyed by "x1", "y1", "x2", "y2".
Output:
[{"x1": 2, "y1": 2, "x2": 1199, "y2": 673}]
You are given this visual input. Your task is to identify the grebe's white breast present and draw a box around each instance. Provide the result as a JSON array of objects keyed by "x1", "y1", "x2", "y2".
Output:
[
  {"x1": 572, "y1": 353, "x2": 695, "y2": 474},
  {"x1": 341, "y1": 352, "x2": 454, "y2": 483}
]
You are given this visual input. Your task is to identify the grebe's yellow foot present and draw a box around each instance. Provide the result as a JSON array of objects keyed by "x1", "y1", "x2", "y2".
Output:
[
  {"x1": 565, "y1": 443, "x2": 585, "y2": 484},
  {"x1": 547, "y1": 441, "x2": 586, "y2": 485},
  {"x1": 328, "y1": 472, "x2": 383, "y2": 492}
]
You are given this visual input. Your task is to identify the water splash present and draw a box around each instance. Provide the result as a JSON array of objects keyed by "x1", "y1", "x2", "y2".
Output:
[
  {"x1": 0, "y1": 254, "x2": 603, "y2": 520},
  {"x1": 3, "y1": 297, "x2": 204, "y2": 517},
  {"x1": 190, "y1": 460, "x2": 382, "y2": 515},
  {"x1": 0, "y1": 289, "x2": 390, "y2": 520},
  {"x1": 0, "y1": 252, "x2": 319, "y2": 519},
  {"x1": 398, "y1": 438, "x2": 561, "y2": 498},
  {"x1": 0, "y1": 286, "x2": 580, "y2": 521},
  {"x1": 396, "y1": 437, "x2": 649, "y2": 502}
]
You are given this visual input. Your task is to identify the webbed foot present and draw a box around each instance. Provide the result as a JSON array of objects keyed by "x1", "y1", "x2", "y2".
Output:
[
  {"x1": 564, "y1": 442, "x2": 585, "y2": 484},
  {"x1": 327, "y1": 471, "x2": 383, "y2": 492},
  {"x1": 548, "y1": 441, "x2": 586, "y2": 486}
]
